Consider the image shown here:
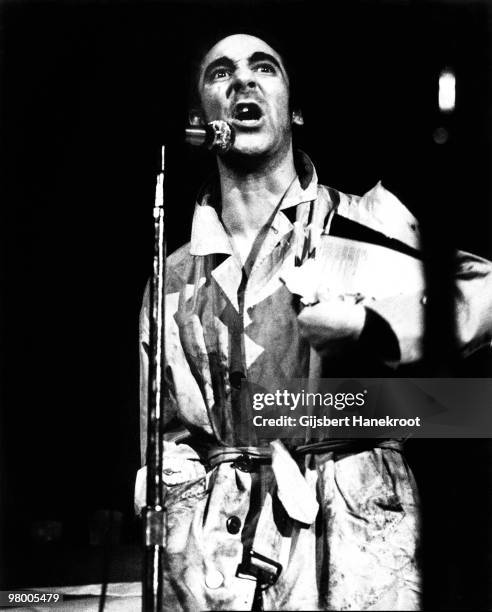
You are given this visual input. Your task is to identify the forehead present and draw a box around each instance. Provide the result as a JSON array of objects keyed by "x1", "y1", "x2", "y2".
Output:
[{"x1": 199, "y1": 34, "x2": 286, "y2": 77}]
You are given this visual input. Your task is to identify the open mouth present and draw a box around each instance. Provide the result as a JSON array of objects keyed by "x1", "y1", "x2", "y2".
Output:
[{"x1": 233, "y1": 102, "x2": 263, "y2": 122}]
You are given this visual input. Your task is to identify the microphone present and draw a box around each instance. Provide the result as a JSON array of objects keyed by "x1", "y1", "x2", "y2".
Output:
[{"x1": 185, "y1": 120, "x2": 235, "y2": 152}]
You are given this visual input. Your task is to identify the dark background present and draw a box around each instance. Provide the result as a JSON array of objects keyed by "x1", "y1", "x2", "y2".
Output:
[{"x1": 1, "y1": 0, "x2": 491, "y2": 608}]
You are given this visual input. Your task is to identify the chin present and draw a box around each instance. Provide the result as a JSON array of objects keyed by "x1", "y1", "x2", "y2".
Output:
[
  {"x1": 231, "y1": 133, "x2": 272, "y2": 157},
  {"x1": 218, "y1": 131, "x2": 292, "y2": 169}
]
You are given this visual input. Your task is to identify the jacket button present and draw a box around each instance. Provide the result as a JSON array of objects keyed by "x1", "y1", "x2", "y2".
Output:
[
  {"x1": 205, "y1": 568, "x2": 224, "y2": 589},
  {"x1": 230, "y1": 371, "x2": 245, "y2": 390},
  {"x1": 226, "y1": 516, "x2": 241, "y2": 534}
]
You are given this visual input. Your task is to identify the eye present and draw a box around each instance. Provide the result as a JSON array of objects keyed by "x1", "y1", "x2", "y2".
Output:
[
  {"x1": 254, "y1": 62, "x2": 276, "y2": 74},
  {"x1": 210, "y1": 67, "x2": 231, "y2": 80}
]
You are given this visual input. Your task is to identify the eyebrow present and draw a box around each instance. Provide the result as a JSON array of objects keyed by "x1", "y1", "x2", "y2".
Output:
[{"x1": 202, "y1": 51, "x2": 284, "y2": 82}]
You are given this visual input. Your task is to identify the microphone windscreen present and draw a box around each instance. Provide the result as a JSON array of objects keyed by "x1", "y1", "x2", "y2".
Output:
[{"x1": 185, "y1": 121, "x2": 235, "y2": 152}]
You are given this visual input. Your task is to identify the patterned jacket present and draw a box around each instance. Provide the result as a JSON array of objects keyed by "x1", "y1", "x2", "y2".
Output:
[{"x1": 136, "y1": 153, "x2": 492, "y2": 610}]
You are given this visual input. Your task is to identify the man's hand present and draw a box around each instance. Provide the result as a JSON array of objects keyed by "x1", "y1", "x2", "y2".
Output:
[{"x1": 297, "y1": 292, "x2": 366, "y2": 356}]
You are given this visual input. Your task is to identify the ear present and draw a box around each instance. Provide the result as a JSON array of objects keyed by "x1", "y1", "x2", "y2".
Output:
[
  {"x1": 291, "y1": 109, "x2": 304, "y2": 126},
  {"x1": 188, "y1": 109, "x2": 205, "y2": 126}
]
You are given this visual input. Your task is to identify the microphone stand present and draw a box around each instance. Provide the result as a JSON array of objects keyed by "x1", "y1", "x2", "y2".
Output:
[
  {"x1": 142, "y1": 146, "x2": 166, "y2": 612},
  {"x1": 140, "y1": 123, "x2": 233, "y2": 611}
]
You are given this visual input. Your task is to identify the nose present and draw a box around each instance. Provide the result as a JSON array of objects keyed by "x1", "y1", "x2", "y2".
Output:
[{"x1": 227, "y1": 65, "x2": 257, "y2": 97}]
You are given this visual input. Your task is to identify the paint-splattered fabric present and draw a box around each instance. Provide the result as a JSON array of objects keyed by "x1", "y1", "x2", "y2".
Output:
[{"x1": 137, "y1": 153, "x2": 492, "y2": 611}]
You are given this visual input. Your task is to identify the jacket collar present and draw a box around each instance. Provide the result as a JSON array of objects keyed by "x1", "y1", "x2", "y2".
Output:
[{"x1": 190, "y1": 152, "x2": 319, "y2": 256}]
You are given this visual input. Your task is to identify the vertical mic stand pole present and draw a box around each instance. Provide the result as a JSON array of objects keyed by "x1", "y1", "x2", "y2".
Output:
[{"x1": 143, "y1": 146, "x2": 166, "y2": 612}]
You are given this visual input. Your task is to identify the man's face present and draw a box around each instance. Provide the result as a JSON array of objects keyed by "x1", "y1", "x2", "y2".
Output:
[{"x1": 197, "y1": 34, "x2": 292, "y2": 159}]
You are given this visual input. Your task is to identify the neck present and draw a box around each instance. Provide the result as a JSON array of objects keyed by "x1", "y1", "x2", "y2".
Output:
[{"x1": 217, "y1": 145, "x2": 297, "y2": 239}]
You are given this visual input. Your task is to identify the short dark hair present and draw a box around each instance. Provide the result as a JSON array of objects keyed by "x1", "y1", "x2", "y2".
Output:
[{"x1": 187, "y1": 27, "x2": 301, "y2": 115}]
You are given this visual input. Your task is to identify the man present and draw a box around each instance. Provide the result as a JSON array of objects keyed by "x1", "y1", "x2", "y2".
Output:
[{"x1": 137, "y1": 33, "x2": 492, "y2": 611}]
